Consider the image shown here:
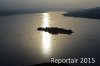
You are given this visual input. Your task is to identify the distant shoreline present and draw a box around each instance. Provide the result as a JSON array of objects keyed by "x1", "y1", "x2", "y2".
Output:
[
  {"x1": 0, "y1": 10, "x2": 45, "y2": 16},
  {"x1": 63, "y1": 7, "x2": 100, "y2": 19}
]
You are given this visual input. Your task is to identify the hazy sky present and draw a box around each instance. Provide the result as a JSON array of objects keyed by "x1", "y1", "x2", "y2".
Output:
[{"x1": 0, "y1": 0, "x2": 100, "y2": 10}]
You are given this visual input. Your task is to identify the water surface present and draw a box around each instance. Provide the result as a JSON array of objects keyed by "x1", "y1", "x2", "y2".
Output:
[{"x1": 0, "y1": 11, "x2": 100, "y2": 66}]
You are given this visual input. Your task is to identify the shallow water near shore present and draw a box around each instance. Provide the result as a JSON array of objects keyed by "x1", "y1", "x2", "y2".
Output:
[{"x1": 0, "y1": 11, "x2": 100, "y2": 66}]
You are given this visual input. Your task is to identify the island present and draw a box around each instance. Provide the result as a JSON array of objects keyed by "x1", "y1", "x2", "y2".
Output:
[{"x1": 37, "y1": 27, "x2": 74, "y2": 35}]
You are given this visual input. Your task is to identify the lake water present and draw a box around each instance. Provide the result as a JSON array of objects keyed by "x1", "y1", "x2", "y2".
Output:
[{"x1": 0, "y1": 11, "x2": 100, "y2": 66}]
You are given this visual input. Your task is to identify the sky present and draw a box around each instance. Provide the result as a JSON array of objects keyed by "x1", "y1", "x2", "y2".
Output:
[{"x1": 0, "y1": 0, "x2": 100, "y2": 10}]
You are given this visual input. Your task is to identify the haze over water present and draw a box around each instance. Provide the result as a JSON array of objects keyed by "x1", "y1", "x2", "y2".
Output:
[{"x1": 0, "y1": 11, "x2": 100, "y2": 66}]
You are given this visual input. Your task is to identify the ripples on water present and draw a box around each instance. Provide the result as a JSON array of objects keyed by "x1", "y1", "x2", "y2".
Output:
[{"x1": 0, "y1": 11, "x2": 100, "y2": 66}]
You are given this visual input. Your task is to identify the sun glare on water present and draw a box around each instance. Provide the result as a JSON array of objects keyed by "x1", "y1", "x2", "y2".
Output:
[{"x1": 41, "y1": 13, "x2": 52, "y2": 57}]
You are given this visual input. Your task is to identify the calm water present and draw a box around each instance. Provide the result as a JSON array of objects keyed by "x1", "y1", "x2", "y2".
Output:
[{"x1": 0, "y1": 11, "x2": 100, "y2": 66}]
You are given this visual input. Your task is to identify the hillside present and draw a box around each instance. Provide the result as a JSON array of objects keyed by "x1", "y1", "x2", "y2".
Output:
[{"x1": 63, "y1": 7, "x2": 100, "y2": 19}]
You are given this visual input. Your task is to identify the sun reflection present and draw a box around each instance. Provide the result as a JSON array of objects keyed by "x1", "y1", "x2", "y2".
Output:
[
  {"x1": 42, "y1": 13, "x2": 50, "y2": 27},
  {"x1": 41, "y1": 13, "x2": 52, "y2": 56}
]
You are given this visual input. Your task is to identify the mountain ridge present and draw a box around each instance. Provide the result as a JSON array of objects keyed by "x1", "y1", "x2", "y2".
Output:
[{"x1": 63, "y1": 7, "x2": 100, "y2": 19}]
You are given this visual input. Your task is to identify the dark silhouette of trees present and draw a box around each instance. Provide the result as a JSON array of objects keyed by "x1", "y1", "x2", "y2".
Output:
[{"x1": 37, "y1": 27, "x2": 74, "y2": 35}]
